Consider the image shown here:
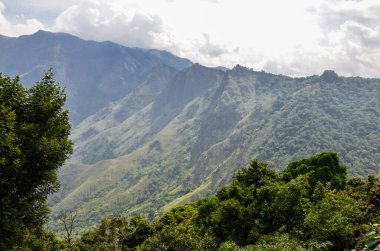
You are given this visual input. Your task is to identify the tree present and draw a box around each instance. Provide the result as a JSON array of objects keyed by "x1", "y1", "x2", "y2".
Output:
[
  {"x1": 211, "y1": 199, "x2": 251, "y2": 245},
  {"x1": 58, "y1": 211, "x2": 78, "y2": 251},
  {"x1": 234, "y1": 159, "x2": 278, "y2": 189},
  {"x1": 251, "y1": 174, "x2": 310, "y2": 235},
  {"x1": 282, "y1": 152, "x2": 347, "y2": 192},
  {"x1": 76, "y1": 216, "x2": 153, "y2": 251},
  {"x1": 303, "y1": 192, "x2": 363, "y2": 250},
  {"x1": 217, "y1": 160, "x2": 278, "y2": 205},
  {"x1": 219, "y1": 234, "x2": 308, "y2": 251},
  {"x1": 139, "y1": 224, "x2": 218, "y2": 251},
  {"x1": 0, "y1": 70, "x2": 72, "y2": 249}
]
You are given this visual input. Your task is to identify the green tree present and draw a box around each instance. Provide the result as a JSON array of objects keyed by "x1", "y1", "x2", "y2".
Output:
[
  {"x1": 346, "y1": 175, "x2": 380, "y2": 222},
  {"x1": 217, "y1": 160, "x2": 278, "y2": 205},
  {"x1": 211, "y1": 199, "x2": 251, "y2": 245},
  {"x1": 16, "y1": 226, "x2": 65, "y2": 251},
  {"x1": 282, "y1": 152, "x2": 347, "y2": 192},
  {"x1": 138, "y1": 224, "x2": 217, "y2": 251},
  {"x1": 77, "y1": 216, "x2": 153, "y2": 251},
  {"x1": 251, "y1": 174, "x2": 310, "y2": 234},
  {"x1": 0, "y1": 70, "x2": 72, "y2": 250},
  {"x1": 303, "y1": 191, "x2": 363, "y2": 250},
  {"x1": 234, "y1": 159, "x2": 278, "y2": 189},
  {"x1": 220, "y1": 234, "x2": 308, "y2": 251}
]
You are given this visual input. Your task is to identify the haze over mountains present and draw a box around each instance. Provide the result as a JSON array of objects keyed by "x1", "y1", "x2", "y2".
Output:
[
  {"x1": 0, "y1": 30, "x2": 192, "y2": 125},
  {"x1": 0, "y1": 31, "x2": 379, "y2": 231}
]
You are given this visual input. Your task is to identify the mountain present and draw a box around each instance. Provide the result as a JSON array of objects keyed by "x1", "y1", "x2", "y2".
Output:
[
  {"x1": 2, "y1": 31, "x2": 378, "y2": 232},
  {"x1": 0, "y1": 30, "x2": 192, "y2": 125},
  {"x1": 48, "y1": 64, "x2": 380, "y2": 232}
]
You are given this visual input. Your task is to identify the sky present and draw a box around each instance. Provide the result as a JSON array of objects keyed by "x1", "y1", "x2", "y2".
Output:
[{"x1": 0, "y1": 0, "x2": 380, "y2": 77}]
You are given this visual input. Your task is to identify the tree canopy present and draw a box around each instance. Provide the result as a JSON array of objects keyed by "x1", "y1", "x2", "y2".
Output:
[
  {"x1": 70, "y1": 153, "x2": 379, "y2": 251},
  {"x1": 282, "y1": 152, "x2": 347, "y2": 191},
  {"x1": 0, "y1": 70, "x2": 72, "y2": 250}
]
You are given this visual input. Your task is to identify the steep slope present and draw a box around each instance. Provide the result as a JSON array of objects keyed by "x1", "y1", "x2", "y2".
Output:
[
  {"x1": 49, "y1": 65, "x2": 380, "y2": 232},
  {"x1": 71, "y1": 64, "x2": 180, "y2": 164},
  {"x1": 49, "y1": 64, "x2": 225, "y2": 230},
  {"x1": 0, "y1": 30, "x2": 192, "y2": 125}
]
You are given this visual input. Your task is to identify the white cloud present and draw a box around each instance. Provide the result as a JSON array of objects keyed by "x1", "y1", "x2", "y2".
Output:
[
  {"x1": 1, "y1": 0, "x2": 380, "y2": 77},
  {"x1": 328, "y1": 20, "x2": 380, "y2": 75},
  {"x1": 315, "y1": 0, "x2": 380, "y2": 30},
  {"x1": 233, "y1": 0, "x2": 380, "y2": 77},
  {"x1": 0, "y1": 1, "x2": 45, "y2": 36},
  {"x1": 54, "y1": 0, "x2": 163, "y2": 48},
  {"x1": 303, "y1": 0, "x2": 380, "y2": 77},
  {"x1": 198, "y1": 34, "x2": 239, "y2": 58}
]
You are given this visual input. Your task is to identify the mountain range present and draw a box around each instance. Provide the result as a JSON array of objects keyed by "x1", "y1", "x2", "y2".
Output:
[
  {"x1": 0, "y1": 31, "x2": 379, "y2": 232},
  {"x1": 0, "y1": 30, "x2": 192, "y2": 125}
]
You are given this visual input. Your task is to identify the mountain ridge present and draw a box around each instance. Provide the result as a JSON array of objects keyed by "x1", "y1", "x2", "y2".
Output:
[
  {"x1": 49, "y1": 63, "x2": 380, "y2": 232},
  {"x1": 1, "y1": 31, "x2": 378, "y2": 233},
  {"x1": 0, "y1": 30, "x2": 192, "y2": 125}
]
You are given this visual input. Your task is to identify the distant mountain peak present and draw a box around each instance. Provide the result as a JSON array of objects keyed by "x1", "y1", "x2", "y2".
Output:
[
  {"x1": 189, "y1": 62, "x2": 206, "y2": 70},
  {"x1": 320, "y1": 70, "x2": 339, "y2": 83},
  {"x1": 232, "y1": 64, "x2": 250, "y2": 70},
  {"x1": 181, "y1": 63, "x2": 218, "y2": 75},
  {"x1": 28, "y1": 29, "x2": 71, "y2": 38},
  {"x1": 35, "y1": 29, "x2": 49, "y2": 34},
  {"x1": 215, "y1": 66, "x2": 229, "y2": 72},
  {"x1": 0, "y1": 30, "x2": 192, "y2": 125},
  {"x1": 231, "y1": 64, "x2": 253, "y2": 73}
]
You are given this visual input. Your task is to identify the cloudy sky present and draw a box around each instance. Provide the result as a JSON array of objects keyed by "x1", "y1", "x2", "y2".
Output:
[{"x1": 1, "y1": 0, "x2": 379, "y2": 77}]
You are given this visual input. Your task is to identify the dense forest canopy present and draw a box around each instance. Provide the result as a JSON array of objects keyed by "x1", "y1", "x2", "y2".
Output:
[{"x1": 71, "y1": 152, "x2": 379, "y2": 250}]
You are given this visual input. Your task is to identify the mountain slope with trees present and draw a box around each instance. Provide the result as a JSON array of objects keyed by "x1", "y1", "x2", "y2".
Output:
[
  {"x1": 72, "y1": 152, "x2": 380, "y2": 250},
  {"x1": 1, "y1": 31, "x2": 379, "y2": 236},
  {"x1": 50, "y1": 64, "x2": 380, "y2": 232}
]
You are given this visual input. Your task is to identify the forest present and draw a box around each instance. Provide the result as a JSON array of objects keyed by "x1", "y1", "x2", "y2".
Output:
[
  {"x1": 60, "y1": 152, "x2": 378, "y2": 251},
  {"x1": 1, "y1": 72, "x2": 379, "y2": 251}
]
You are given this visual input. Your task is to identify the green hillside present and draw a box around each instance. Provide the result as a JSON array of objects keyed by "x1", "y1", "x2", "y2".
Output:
[
  {"x1": 48, "y1": 65, "x2": 380, "y2": 233},
  {"x1": 71, "y1": 153, "x2": 380, "y2": 250},
  {"x1": 1, "y1": 70, "x2": 379, "y2": 250}
]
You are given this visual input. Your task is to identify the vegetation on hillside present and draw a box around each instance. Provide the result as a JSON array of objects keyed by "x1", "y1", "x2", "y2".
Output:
[
  {"x1": 69, "y1": 152, "x2": 379, "y2": 250},
  {"x1": 52, "y1": 66, "x2": 379, "y2": 232},
  {"x1": 6, "y1": 145, "x2": 380, "y2": 250},
  {"x1": 1, "y1": 71, "x2": 379, "y2": 250}
]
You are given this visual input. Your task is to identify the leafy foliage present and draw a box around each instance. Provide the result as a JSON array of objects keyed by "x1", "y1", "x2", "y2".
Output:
[
  {"x1": 361, "y1": 224, "x2": 380, "y2": 250},
  {"x1": 76, "y1": 216, "x2": 153, "y2": 251},
  {"x1": 138, "y1": 224, "x2": 218, "y2": 251},
  {"x1": 2, "y1": 150, "x2": 379, "y2": 250},
  {"x1": 282, "y1": 152, "x2": 347, "y2": 191},
  {"x1": 0, "y1": 70, "x2": 72, "y2": 250},
  {"x1": 219, "y1": 234, "x2": 308, "y2": 251},
  {"x1": 64, "y1": 153, "x2": 379, "y2": 250}
]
